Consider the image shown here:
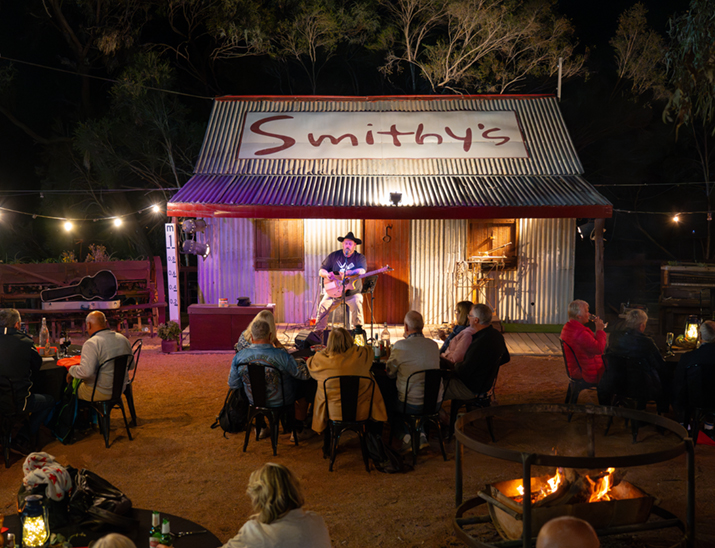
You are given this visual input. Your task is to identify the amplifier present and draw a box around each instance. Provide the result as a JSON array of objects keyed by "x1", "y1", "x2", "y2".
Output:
[{"x1": 294, "y1": 330, "x2": 324, "y2": 349}]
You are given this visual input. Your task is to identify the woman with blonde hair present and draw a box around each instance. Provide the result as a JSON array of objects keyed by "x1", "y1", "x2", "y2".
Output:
[
  {"x1": 219, "y1": 463, "x2": 331, "y2": 548},
  {"x1": 440, "y1": 300, "x2": 473, "y2": 354},
  {"x1": 306, "y1": 327, "x2": 388, "y2": 437},
  {"x1": 235, "y1": 310, "x2": 284, "y2": 351},
  {"x1": 92, "y1": 534, "x2": 136, "y2": 548}
]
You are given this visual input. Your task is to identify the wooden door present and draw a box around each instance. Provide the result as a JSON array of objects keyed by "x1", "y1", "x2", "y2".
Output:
[{"x1": 363, "y1": 220, "x2": 410, "y2": 324}]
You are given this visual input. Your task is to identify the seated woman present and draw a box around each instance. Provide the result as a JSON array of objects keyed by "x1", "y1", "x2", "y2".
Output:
[
  {"x1": 439, "y1": 300, "x2": 473, "y2": 354},
  {"x1": 93, "y1": 533, "x2": 137, "y2": 548},
  {"x1": 235, "y1": 310, "x2": 284, "y2": 352},
  {"x1": 306, "y1": 327, "x2": 388, "y2": 441}
]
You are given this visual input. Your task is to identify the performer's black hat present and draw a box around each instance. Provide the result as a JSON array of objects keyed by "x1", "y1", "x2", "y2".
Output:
[{"x1": 337, "y1": 231, "x2": 362, "y2": 245}]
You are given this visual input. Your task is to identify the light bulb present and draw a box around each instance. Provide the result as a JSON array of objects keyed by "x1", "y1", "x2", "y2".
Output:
[
  {"x1": 63, "y1": 221, "x2": 73, "y2": 231},
  {"x1": 113, "y1": 218, "x2": 123, "y2": 227}
]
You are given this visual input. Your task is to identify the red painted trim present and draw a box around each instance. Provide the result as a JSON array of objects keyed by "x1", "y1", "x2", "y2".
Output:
[
  {"x1": 167, "y1": 203, "x2": 612, "y2": 220},
  {"x1": 215, "y1": 94, "x2": 555, "y2": 103}
]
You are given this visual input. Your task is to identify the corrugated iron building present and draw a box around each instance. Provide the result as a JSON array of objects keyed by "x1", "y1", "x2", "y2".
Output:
[{"x1": 169, "y1": 95, "x2": 611, "y2": 325}]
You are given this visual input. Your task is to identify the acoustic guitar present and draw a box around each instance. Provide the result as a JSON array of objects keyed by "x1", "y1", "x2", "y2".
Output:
[
  {"x1": 324, "y1": 266, "x2": 392, "y2": 299},
  {"x1": 41, "y1": 270, "x2": 118, "y2": 302}
]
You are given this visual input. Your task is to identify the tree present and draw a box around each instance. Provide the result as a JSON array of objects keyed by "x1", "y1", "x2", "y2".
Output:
[{"x1": 662, "y1": 0, "x2": 715, "y2": 259}]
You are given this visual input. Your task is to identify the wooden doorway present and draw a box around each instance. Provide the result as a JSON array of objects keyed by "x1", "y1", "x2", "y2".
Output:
[{"x1": 363, "y1": 220, "x2": 409, "y2": 324}]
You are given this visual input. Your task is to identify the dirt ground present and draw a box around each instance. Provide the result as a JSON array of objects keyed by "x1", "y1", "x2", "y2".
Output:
[{"x1": 1, "y1": 337, "x2": 714, "y2": 548}]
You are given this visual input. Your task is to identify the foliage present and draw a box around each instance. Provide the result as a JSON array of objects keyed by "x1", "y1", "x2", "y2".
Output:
[
  {"x1": 60, "y1": 251, "x2": 78, "y2": 263},
  {"x1": 85, "y1": 244, "x2": 111, "y2": 262},
  {"x1": 158, "y1": 320, "x2": 182, "y2": 341},
  {"x1": 610, "y1": 2, "x2": 667, "y2": 99}
]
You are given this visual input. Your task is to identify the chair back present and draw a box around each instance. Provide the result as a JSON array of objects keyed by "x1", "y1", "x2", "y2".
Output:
[
  {"x1": 403, "y1": 369, "x2": 444, "y2": 415},
  {"x1": 246, "y1": 362, "x2": 285, "y2": 409},
  {"x1": 129, "y1": 339, "x2": 143, "y2": 383},
  {"x1": 0, "y1": 375, "x2": 20, "y2": 416},
  {"x1": 323, "y1": 375, "x2": 374, "y2": 423},
  {"x1": 560, "y1": 338, "x2": 583, "y2": 380},
  {"x1": 93, "y1": 354, "x2": 133, "y2": 402}
]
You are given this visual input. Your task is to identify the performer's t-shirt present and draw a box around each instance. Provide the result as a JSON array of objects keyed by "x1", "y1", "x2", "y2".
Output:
[{"x1": 321, "y1": 250, "x2": 367, "y2": 296}]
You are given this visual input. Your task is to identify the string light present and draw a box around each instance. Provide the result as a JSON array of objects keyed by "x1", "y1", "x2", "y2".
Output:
[
  {"x1": 63, "y1": 221, "x2": 73, "y2": 232},
  {"x1": 673, "y1": 214, "x2": 680, "y2": 223},
  {"x1": 152, "y1": 204, "x2": 161, "y2": 213},
  {"x1": 113, "y1": 218, "x2": 123, "y2": 227},
  {"x1": 0, "y1": 203, "x2": 165, "y2": 223}
]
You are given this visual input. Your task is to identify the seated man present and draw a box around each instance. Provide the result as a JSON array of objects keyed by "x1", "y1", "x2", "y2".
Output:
[
  {"x1": 599, "y1": 309, "x2": 666, "y2": 412},
  {"x1": 68, "y1": 311, "x2": 133, "y2": 401},
  {"x1": 0, "y1": 308, "x2": 55, "y2": 454},
  {"x1": 560, "y1": 300, "x2": 607, "y2": 385},
  {"x1": 229, "y1": 319, "x2": 311, "y2": 436},
  {"x1": 443, "y1": 304, "x2": 510, "y2": 401},
  {"x1": 673, "y1": 320, "x2": 715, "y2": 434},
  {"x1": 386, "y1": 310, "x2": 442, "y2": 452}
]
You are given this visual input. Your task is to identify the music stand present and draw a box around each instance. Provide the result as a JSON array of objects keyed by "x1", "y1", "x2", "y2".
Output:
[{"x1": 361, "y1": 275, "x2": 378, "y2": 343}]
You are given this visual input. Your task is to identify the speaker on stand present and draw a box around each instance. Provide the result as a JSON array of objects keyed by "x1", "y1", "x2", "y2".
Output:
[{"x1": 361, "y1": 275, "x2": 378, "y2": 344}]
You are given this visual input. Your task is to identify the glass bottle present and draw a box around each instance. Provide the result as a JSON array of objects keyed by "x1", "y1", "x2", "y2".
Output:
[
  {"x1": 160, "y1": 518, "x2": 173, "y2": 547},
  {"x1": 149, "y1": 511, "x2": 161, "y2": 547},
  {"x1": 380, "y1": 323, "x2": 391, "y2": 358},
  {"x1": 39, "y1": 318, "x2": 50, "y2": 357}
]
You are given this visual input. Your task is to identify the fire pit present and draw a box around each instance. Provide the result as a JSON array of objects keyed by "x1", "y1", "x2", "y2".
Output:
[{"x1": 452, "y1": 404, "x2": 694, "y2": 548}]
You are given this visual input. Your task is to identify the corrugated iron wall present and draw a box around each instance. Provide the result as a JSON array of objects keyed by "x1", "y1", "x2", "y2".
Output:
[{"x1": 198, "y1": 217, "x2": 573, "y2": 325}]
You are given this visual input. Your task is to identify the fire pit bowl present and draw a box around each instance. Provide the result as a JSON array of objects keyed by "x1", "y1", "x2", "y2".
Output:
[{"x1": 452, "y1": 403, "x2": 694, "y2": 548}]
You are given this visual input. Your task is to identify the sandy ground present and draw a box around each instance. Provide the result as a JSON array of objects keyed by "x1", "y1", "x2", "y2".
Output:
[{"x1": 1, "y1": 337, "x2": 714, "y2": 547}]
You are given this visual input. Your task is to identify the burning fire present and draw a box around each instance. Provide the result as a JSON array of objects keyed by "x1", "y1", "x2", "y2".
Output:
[
  {"x1": 585, "y1": 467, "x2": 616, "y2": 503},
  {"x1": 516, "y1": 468, "x2": 565, "y2": 503}
]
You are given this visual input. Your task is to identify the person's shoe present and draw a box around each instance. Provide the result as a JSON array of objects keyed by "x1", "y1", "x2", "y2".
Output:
[
  {"x1": 398, "y1": 434, "x2": 413, "y2": 455},
  {"x1": 419, "y1": 433, "x2": 430, "y2": 450},
  {"x1": 257, "y1": 426, "x2": 271, "y2": 440},
  {"x1": 10, "y1": 438, "x2": 33, "y2": 456},
  {"x1": 290, "y1": 428, "x2": 316, "y2": 443}
]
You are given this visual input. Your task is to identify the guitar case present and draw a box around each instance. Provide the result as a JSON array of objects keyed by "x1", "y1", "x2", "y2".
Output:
[{"x1": 41, "y1": 270, "x2": 118, "y2": 302}]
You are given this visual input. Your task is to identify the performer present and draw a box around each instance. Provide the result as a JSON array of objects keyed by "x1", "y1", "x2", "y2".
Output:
[{"x1": 313, "y1": 232, "x2": 367, "y2": 335}]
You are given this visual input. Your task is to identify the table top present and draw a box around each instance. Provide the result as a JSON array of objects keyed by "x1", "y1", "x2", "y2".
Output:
[{"x1": 4, "y1": 508, "x2": 222, "y2": 548}]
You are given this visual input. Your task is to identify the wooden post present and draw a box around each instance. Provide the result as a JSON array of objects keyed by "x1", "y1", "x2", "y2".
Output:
[{"x1": 594, "y1": 218, "x2": 605, "y2": 317}]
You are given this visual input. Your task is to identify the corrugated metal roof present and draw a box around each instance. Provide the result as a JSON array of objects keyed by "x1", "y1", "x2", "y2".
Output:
[
  {"x1": 167, "y1": 173, "x2": 611, "y2": 219},
  {"x1": 169, "y1": 95, "x2": 611, "y2": 219}
]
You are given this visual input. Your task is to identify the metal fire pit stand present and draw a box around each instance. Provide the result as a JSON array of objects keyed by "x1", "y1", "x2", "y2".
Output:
[{"x1": 453, "y1": 404, "x2": 695, "y2": 548}]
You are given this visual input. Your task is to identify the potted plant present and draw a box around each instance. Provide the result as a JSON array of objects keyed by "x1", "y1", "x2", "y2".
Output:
[{"x1": 158, "y1": 321, "x2": 182, "y2": 353}]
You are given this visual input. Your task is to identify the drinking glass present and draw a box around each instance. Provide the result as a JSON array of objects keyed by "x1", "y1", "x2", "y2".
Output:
[{"x1": 665, "y1": 332, "x2": 674, "y2": 357}]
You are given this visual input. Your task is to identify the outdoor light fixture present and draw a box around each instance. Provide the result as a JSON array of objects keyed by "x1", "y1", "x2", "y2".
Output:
[
  {"x1": 182, "y1": 219, "x2": 207, "y2": 234},
  {"x1": 113, "y1": 218, "x2": 123, "y2": 227},
  {"x1": 182, "y1": 239, "x2": 210, "y2": 259},
  {"x1": 577, "y1": 219, "x2": 594, "y2": 240},
  {"x1": 673, "y1": 214, "x2": 680, "y2": 223},
  {"x1": 390, "y1": 192, "x2": 402, "y2": 206},
  {"x1": 63, "y1": 221, "x2": 73, "y2": 232},
  {"x1": 684, "y1": 315, "x2": 700, "y2": 343},
  {"x1": 20, "y1": 494, "x2": 50, "y2": 547},
  {"x1": 152, "y1": 204, "x2": 161, "y2": 213}
]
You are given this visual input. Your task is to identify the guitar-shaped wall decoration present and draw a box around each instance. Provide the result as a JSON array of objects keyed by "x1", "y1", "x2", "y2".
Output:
[
  {"x1": 41, "y1": 270, "x2": 118, "y2": 302},
  {"x1": 324, "y1": 266, "x2": 393, "y2": 299}
]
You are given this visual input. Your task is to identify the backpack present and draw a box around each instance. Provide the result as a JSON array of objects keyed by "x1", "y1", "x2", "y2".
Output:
[
  {"x1": 210, "y1": 387, "x2": 248, "y2": 436},
  {"x1": 365, "y1": 431, "x2": 413, "y2": 474},
  {"x1": 48, "y1": 379, "x2": 80, "y2": 444}
]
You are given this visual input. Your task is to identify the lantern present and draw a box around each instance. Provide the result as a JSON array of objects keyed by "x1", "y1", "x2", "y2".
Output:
[
  {"x1": 684, "y1": 315, "x2": 700, "y2": 344},
  {"x1": 353, "y1": 324, "x2": 366, "y2": 346},
  {"x1": 20, "y1": 494, "x2": 49, "y2": 548}
]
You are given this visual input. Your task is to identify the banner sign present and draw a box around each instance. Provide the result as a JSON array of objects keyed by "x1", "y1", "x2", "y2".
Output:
[
  {"x1": 237, "y1": 111, "x2": 527, "y2": 160},
  {"x1": 164, "y1": 223, "x2": 180, "y2": 323}
]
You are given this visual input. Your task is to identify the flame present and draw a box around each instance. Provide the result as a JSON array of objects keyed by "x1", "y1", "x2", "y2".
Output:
[
  {"x1": 516, "y1": 468, "x2": 564, "y2": 502},
  {"x1": 585, "y1": 467, "x2": 615, "y2": 503},
  {"x1": 685, "y1": 322, "x2": 699, "y2": 342}
]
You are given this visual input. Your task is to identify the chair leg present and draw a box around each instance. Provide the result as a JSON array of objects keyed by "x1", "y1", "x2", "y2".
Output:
[
  {"x1": 449, "y1": 401, "x2": 463, "y2": 441},
  {"x1": 692, "y1": 410, "x2": 701, "y2": 447},
  {"x1": 358, "y1": 427, "x2": 371, "y2": 473},
  {"x1": 270, "y1": 412, "x2": 279, "y2": 456},
  {"x1": 329, "y1": 425, "x2": 340, "y2": 472},
  {"x1": 124, "y1": 384, "x2": 137, "y2": 427},
  {"x1": 99, "y1": 406, "x2": 111, "y2": 449},
  {"x1": 411, "y1": 421, "x2": 419, "y2": 466},
  {"x1": 565, "y1": 384, "x2": 572, "y2": 404},
  {"x1": 117, "y1": 402, "x2": 133, "y2": 441},
  {"x1": 433, "y1": 420, "x2": 448, "y2": 461},
  {"x1": 243, "y1": 411, "x2": 256, "y2": 452}
]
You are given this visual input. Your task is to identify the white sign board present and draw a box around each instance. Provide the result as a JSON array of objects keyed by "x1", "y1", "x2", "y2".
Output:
[
  {"x1": 238, "y1": 111, "x2": 527, "y2": 160},
  {"x1": 164, "y1": 223, "x2": 180, "y2": 323}
]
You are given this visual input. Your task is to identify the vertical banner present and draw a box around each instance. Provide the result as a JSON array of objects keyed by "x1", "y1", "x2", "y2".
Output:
[{"x1": 165, "y1": 222, "x2": 181, "y2": 323}]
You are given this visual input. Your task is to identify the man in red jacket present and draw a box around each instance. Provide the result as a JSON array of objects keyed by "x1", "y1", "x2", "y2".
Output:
[{"x1": 560, "y1": 300, "x2": 607, "y2": 384}]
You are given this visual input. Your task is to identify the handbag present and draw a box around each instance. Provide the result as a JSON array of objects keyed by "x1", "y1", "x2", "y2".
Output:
[
  {"x1": 211, "y1": 387, "x2": 249, "y2": 436},
  {"x1": 69, "y1": 468, "x2": 137, "y2": 530}
]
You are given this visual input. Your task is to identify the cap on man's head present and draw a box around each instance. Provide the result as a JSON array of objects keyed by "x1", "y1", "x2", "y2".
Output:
[{"x1": 337, "y1": 232, "x2": 362, "y2": 245}]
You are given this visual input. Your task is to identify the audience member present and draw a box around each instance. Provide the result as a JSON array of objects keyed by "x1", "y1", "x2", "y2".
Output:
[
  {"x1": 439, "y1": 300, "x2": 473, "y2": 354},
  {"x1": 203, "y1": 463, "x2": 331, "y2": 548},
  {"x1": 386, "y1": 310, "x2": 442, "y2": 453},
  {"x1": 599, "y1": 309, "x2": 666, "y2": 411},
  {"x1": 0, "y1": 309, "x2": 55, "y2": 454},
  {"x1": 67, "y1": 311, "x2": 133, "y2": 402},
  {"x1": 229, "y1": 319, "x2": 312, "y2": 439},
  {"x1": 560, "y1": 300, "x2": 607, "y2": 384},
  {"x1": 92, "y1": 533, "x2": 137, "y2": 548},
  {"x1": 443, "y1": 304, "x2": 510, "y2": 400},
  {"x1": 235, "y1": 310, "x2": 284, "y2": 352},
  {"x1": 536, "y1": 516, "x2": 599, "y2": 548},
  {"x1": 673, "y1": 320, "x2": 715, "y2": 434},
  {"x1": 306, "y1": 327, "x2": 387, "y2": 451}
]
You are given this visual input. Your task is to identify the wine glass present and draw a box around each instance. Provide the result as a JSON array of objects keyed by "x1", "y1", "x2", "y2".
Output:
[{"x1": 665, "y1": 332, "x2": 674, "y2": 357}]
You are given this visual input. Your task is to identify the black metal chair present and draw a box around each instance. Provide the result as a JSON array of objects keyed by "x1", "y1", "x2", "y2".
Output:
[
  {"x1": 559, "y1": 338, "x2": 598, "y2": 419},
  {"x1": 242, "y1": 362, "x2": 298, "y2": 456},
  {"x1": 0, "y1": 375, "x2": 28, "y2": 468},
  {"x1": 323, "y1": 375, "x2": 375, "y2": 472},
  {"x1": 393, "y1": 369, "x2": 447, "y2": 465},
  {"x1": 448, "y1": 352, "x2": 504, "y2": 443},
  {"x1": 683, "y1": 362, "x2": 715, "y2": 446},
  {"x1": 123, "y1": 338, "x2": 142, "y2": 427},
  {"x1": 85, "y1": 354, "x2": 134, "y2": 448}
]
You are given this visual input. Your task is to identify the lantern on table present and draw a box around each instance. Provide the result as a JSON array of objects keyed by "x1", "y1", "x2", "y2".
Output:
[
  {"x1": 20, "y1": 494, "x2": 49, "y2": 548},
  {"x1": 684, "y1": 315, "x2": 700, "y2": 345},
  {"x1": 353, "y1": 324, "x2": 366, "y2": 346}
]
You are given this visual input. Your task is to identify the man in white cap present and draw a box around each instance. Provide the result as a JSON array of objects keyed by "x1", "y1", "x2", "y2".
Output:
[{"x1": 313, "y1": 232, "x2": 367, "y2": 335}]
